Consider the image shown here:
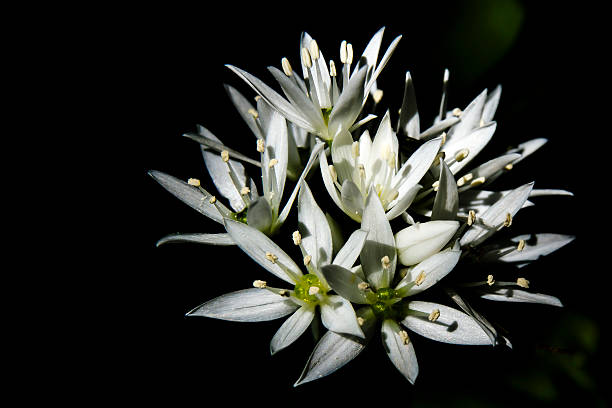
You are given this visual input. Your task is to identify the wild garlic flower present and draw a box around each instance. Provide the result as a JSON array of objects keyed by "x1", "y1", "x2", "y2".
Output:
[
  {"x1": 149, "y1": 110, "x2": 324, "y2": 245},
  {"x1": 320, "y1": 111, "x2": 442, "y2": 222},
  {"x1": 226, "y1": 27, "x2": 401, "y2": 141},
  {"x1": 187, "y1": 181, "x2": 368, "y2": 354},
  {"x1": 295, "y1": 189, "x2": 491, "y2": 385}
]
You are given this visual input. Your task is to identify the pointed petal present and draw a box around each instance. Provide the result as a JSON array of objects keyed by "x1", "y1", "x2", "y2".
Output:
[
  {"x1": 333, "y1": 229, "x2": 368, "y2": 269},
  {"x1": 398, "y1": 71, "x2": 419, "y2": 138},
  {"x1": 445, "y1": 288, "x2": 501, "y2": 346},
  {"x1": 318, "y1": 146, "x2": 345, "y2": 212},
  {"x1": 226, "y1": 65, "x2": 316, "y2": 133},
  {"x1": 432, "y1": 159, "x2": 459, "y2": 220},
  {"x1": 298, "y1": 180, "x2": 333, "y2": 268},
  {"x1": 360, "y1": 188, "x2": 397, "y2": 289},
  {"x1": 401, "y1": 301, "x2": 490, "y2": 345},
  {"x1": 446, "y1": 89, "x2": 487, "y2": 140},
  {"x1": 201, "y1": 146, "x2": 247, "y2": 213},
  {"x1": 386, "y1": 184, "x2": 421, "y2": 221},
  {"x1": 329, "y1": 66, "x2": 368, "y2": 138},
  {"x1": 320, "y1": 295, "x2": 365, "y2": 338},
  {"x1": 156, "y1": 232, "x2": 234, "y2": 247},
  {"x1": 444, "y1": 122, "x2": 497, "y2": 174},
  {"x1": 321, "y1": 264, "x2": 370, "y2": 304},
  {"x1": 294, "y1": 307, "x2": 376, "y2": 386},
  {"x1": 262, "y1": 109, "x2": 289, "y2": 205},
  {"x1": 341, "y1": 179, "x2": 365, "y2": 219},
  {"x1": 478, "y1": 288, "x2": 563, "y2": 307},
  {"x1": 246, "y1": 197, "x2": 273, "y2": 234},
  {"x1": 458, "y1": 153, "x2": 521, "y2": 192},
  {"x1": 479, "y1": 233, "x2": 575, "y2": 264},
  {"x1": 482, "y1": 85, "x2": 501, "y2": 124},
  {"x1": 396, "y1": 242, "x2": 461, "y2": 296},
  {"x1": 148, "y1": 170, "x2": 223, "y2": 223},
  {"x1": 418, "y1": 117, "x2": 460, "y2": 141},
  {"x1": 331, "y1": 127, "x2": 356, "y2": 184},
  {"x1": 224, "y1": 218, "x2": 302, "y2": 284},
  {"x1": 364, "y1": 34, "x2": 402, "y2": 96},
  {"x1": 223, "y1": 84, "x2": 262, "y2": 138},
  {"x1": 381, "y1": 319, "x2": 419, "y2": 384},
  {"x1": 507, "y1": 138, "x2": 547, "y2": 164},
  {"x1": 270, "y1": 305, "x2": 315, "y2": 354},
  {"x1": 187, "y1": 288, "x2": 299, "y2": 322},
  {"x1": 460, "y1": 182, "x2": 534, "y2": 247}
]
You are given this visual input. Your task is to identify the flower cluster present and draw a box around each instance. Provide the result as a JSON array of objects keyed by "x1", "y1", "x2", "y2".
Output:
[{"x1": 149, "y1": 27, "x2": 574, "y2": 385}]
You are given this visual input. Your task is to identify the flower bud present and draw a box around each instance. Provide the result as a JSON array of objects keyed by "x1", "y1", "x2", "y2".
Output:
[{"x1": 394, "y1": 220, "x2": 459, "y2": 266}]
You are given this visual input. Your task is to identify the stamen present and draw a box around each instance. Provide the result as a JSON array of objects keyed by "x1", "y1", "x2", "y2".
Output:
[
  {"x1": 346, "y1": 43, "x2": 353, "y2": 64},
  {"x1": 187, "y1": 178, "x2": 200, "y2": 187},
  {"x1": 351, "y1": 141, "x2": 360, "y2": 158},
  {"x1": 265, "y1": 252, "x2": 278, "y2": 264},
  {"x1": 268, "y1": 158, "x2": 279, "y2": 168},
  {"x1": 454, "y1": 149, "x2": 469, "y2": 162},
  {"x1": 517, "y1": 239, "x2": 526, "y2": 251},
  {"x1": 340, "y1": 40, "x2": 348, "y2": 64},
  {"x1": 257, "y1": 139, "x2": 265, "y2": 153},
  {"x1": 487, "y1": 274, "x2": 495, "y2": 286},
  {"x1": 399, "y1": 330, "x2": 410, "y2": 345},
  {"x1": 373, "y1": 89, "x2": 384, "y2": 104},
  {"x1": 281, "y1": 57, "x2": 293, "y2": 76},
  {"x1": 470, "y1": 176, "x2": 485, "y2": 187},
  {"x1": 292, "y1": 230, "x2": 302, "y2": 246},
  {"x1": 240, "y1": 186, "x2": 251, "y2": 196},
  {"x1": 209, "y1": 196, "x2": 217, "y2": 204},
  {"x1": 329, "y1": 60, "x2": 337, "y2": 77},
  {"x1": 428, "y1": 309, "x2": 441, "y2": 322},
  {"x1": 357, "y1": 317, "x2": 365, "y2": 326},
  {"x1": 452, "y1": 108, "x2": 462, "y2": 117},
  {"x1": 516, "y1": 278, "x2": 530, "y2": 288},
  {"x1": 503, "y1": 212, "x2": 513, "y2": 227},
  {"x1": 432, "y1": 180, "x2": 440, "y2": 192},
  {"x1": 457, "y1": 173, "x2": 473, "y2": 187},
  {"x1": 441, "y1": 132, "x2": 447, "y2": 146},
  {"x1": 308, "y1": 286, "x2": 320, "y2": 296},
  {"x1": 414, "y1": 271, "x2": 426, "y2": 286},
  {"x1": 467, "y1": 210, "x2": 476, "y2": 226},
  {"x1": 504, "y1": 163, "x2": 514, "y2": 171},
  {"x1": 221, "y1": 150, "x2": 230, "y2": 162},
  {"x1": 303, "y1": 255, "x2": 312, "y2": 266},
  {"x1": 301, "y1": 47, "x2": 312, "y2": 68},
  {"x1": 279, "y1": 289, "x2": 290, "y2": 297},
  {"x1": 248, "y1": 108, "x2": 259, "y2": 119},
  {"x1": 309, "y1": 40, "x2": 320, "y2": 60},
  {"x1": 253, "y1": 280, "x2": 267, "y2": 288},
  {"x1": 328, "y1": 164, "x2": 338, "y2": 183},
  {"x1": 358, "y1": 282, "x2": 370, "y2": 291}
]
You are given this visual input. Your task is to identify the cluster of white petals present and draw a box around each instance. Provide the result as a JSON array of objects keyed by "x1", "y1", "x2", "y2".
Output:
[{"x1": 149, "y1": 26, "x2": 574, "y2": 386}]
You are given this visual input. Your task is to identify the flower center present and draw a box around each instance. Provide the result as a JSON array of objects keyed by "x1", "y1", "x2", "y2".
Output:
[
  {"x1": 370, "y1": 287, "x2": 400, "y2": 319},
  {"x1": 321, "y1": 108, "x2": 332, "y2": 126},
  {"x1": 294, "y1": 273, "x2": 326, "y2": 303},
  {"x1": 233, "y1": 207, "x2": 248, "y2": 224}
]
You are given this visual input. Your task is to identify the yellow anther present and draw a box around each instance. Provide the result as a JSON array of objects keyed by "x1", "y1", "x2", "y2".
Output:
[
  {"x1": 240, "y1": 186, "x2": 251, "y2": 196},
  {"x1": 265, "y1": 252, "x2": 278, "y2": 263},
  {"x1": 381, "y1": 255, "x2": 391, "y2": 270},
  {"x1": 358, "y1": 282, "x2": 370, "y2": 291},
  {"x1": 399, "y1": 330, "x2": 410, "y2": 345},
  {"x1": 279, "y1": 289, "x2": 290, "y2": 297},
  {"x1": 281, "y1": 57, "x2": 293, "y2": 76},
  {"x1": 454, "y1": 149, "x2": 469, "y2": 162},
  {"x1": 328, "y1": 164, "x2": 338, "y2": 183},
  {"x1": 301, "y1": 47, "x2": 312, "y2": 68},
  {"x1": 428, "y1": 309, "x2": 441, "y2": 322},
  {"x1": 517, "y1": 278, "x2": 530, "y2": 288},
  {"x1": 504, "y1": 163, "x2": 514, "y2": 171},
  {"x1": 329, "y1": 60, "x2": 337, "y2": 77},
  {"x1": 340, "y1": 40, "x2": 348, "y2": 64},
  {"x1": 467, "y1": 210, "x2": 476, "y2": 226},
  {"x1": 432, "y1": 180, "x2": 440, "y2": 192},
  {"x1": 373, "y1": 89, "x2": 384, "y2": 104},
  {"x1": 470, "y1": 176, "x2": 486, "y2": 187},
  {"x1": 303, "y1": 255, "x2": 312, "y2": 266},
  {"x1": 346, "y1": 43, "x2": 353, "y2": 64},
  {"x1": 452, "y1": 108, "x2": 462, "y2": 117},
  {"x1": 357, "y1": 317, "x2": 365, "y2": 326},
  {"x1": 487, "y1": 274, "x2": 495, "y2": 286},
  {"x1": 309, "y1": 40, "x2": 320, "y2": 60},
  {"x1": 503, "y1": 212, "x2": 513, "y2": 227},
  {"x1": 517, "y1": 239, "x2": 526, "y2": 251},
  {"x1": 257, "y1": 139, "x2": 265, "y2": 153},
  {"x1": 292, "y1": 230, "x2": 302, "y2": 246},
  {"x1": 414, "y1": 271, "x2": 426, "y2": 286},
  {"x1": 268, "y1": 158, "x2": 279, "y2": 168},
  {"x1": 221, "y1": 150, "x2": 230, "y2": 162},
  {"x1": 308, "y1": 286, "x2": 320, "y2": 296},
  {"x1": 441, "y1": 132, "x2": 447, "y2": 146},
  {"x1": 187, "y1": 178, "x2": 201, "y2": 187},
  {"x1": 248, "y1": 108, "x2": 259, "y2": 119},
  {"x1": 209, "y1": 196, "x2": 217, "y2": 204},
  {"x1": 253, "y1": 280, "x2": 267, "y2": 288}
]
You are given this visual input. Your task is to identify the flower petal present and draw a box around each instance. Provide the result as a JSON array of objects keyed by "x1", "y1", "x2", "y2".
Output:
[
  {"x1": 320, "y1": 295, "x2": 365, "y2": 338},
  {"x1": 318, "y1": 146, "x2": 345, "y2": 212},
  {"x1": 395, "y1": 220, "x2": 459, "y2": 266},
  {"x1": 482, "y1": 85, "x2": 501, "y2": 124},
  {"x1": 156, "y1": 233, "x2": 234, "y2": 247},
  {"x1": 186, "y1": 288, "x2": 299, "y2": 322},
  {"x1": 223, "y1": 84, "x2": 262, "y2": 138},
  {"x1": 294, "y1": 307, "x2": 376, "y2": 386},
  {"x1": 478, "y1": 233, "x2": 575, "y2": 265},
  {"x1": 386, "y1": 184, "x2": 421, "y2": 221},
  {"x1": 321, "y1": 264, "x2": 370, "y2": 304},
  {"x1": 444, "y1": 122, "x2": 497, "y2": 174},
  {"x1": 478, "y1": 288, "x2": 563, "y2": 307},
  {"x1": 431, "y1": 158, "x2": 459, "y2": 220},
  {"x1": 148, "y1": 170, "x2": 223, "y2": 224},
  {"x1": 360, "y1": 188, "x2": 397, "y2": 289},
  {"x1": 381, "y1": 319, "x2": 419, "y2": 384},
  {"x1": 333, "y1": 229, "x2": 368, "y2": 269},
  {"x1": 298, "y1": 180, "x2": 333, "y2": 268},
  {"x1": 341, "y1": 179, "x2": 365, "y2": 220},
  {"x1": 246, "y1": 197, "x2": 273, "y2": 234},
  {"x1": 401, "y1": 301, "x2": 491, "y2": 345},
  {"x1": 331, "y1": 126, "x2": 356, "y2": 184},
  {"x1": 398, "y1": 71, "x2": 419, "y2": 138},
  {"x1": 329, "y1": 66, "x2": 368, "y2": 138},
  {"x1": 224, "y1": 218, "x2": 302, "y2": 284},
  {"x1": 270, "y1": 305, "x2": 315, "y2": 354}
]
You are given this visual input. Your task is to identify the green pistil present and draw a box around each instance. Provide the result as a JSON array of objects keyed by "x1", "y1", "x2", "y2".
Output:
[
  {"x1": 371, "y1": 287, "x2": 400, "y2": 319},
  {"x1": 376, "y1": 287, "x2": 398, "y2": 301},
  {"x1": 294, "y1": 273, "x2": 326, "y2": 303},
  {"x1": 233, "y1": 208, "x2": 248, "y2": 224},
  {"x1": 321, "y1": 107, "x2": 332, "y2": 126}
]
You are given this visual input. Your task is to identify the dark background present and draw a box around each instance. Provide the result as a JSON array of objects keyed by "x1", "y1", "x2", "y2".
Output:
[{"x1": 110, "y1": 1, "x2": 607, "y2": 406}]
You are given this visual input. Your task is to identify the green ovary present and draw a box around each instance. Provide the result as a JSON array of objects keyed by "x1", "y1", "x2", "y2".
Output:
[
  {"x1": 233, "y1": 208, "x2": 248, "y2": 224},
  {"x1": 294, "y1": 274, "x2": 326, "y2": 303},
  {"x1": 371, "y1": 287, "x2": 400, "y2": 319},
  {"x1": 321, "y1": 108, "x2": 332, "y2": 126}
]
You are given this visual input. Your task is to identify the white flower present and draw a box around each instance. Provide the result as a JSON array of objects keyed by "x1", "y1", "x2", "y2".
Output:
[
  {"x1": 226, "y1": 27, "x2": 401, "y2": 141},
  {"x1": 149, "y1": 113, "x2": 324, "y2": 244},
  {"x1": 319, "y1": 111, "x2": 442, "y2": 222},
  {"x1": 296, "y1": 188, "x2": 490, "y2": 385},
  {"x1": 187, "y1": 181, "x2": 369, "y2": 354},
  {"x1": 395, "y1": 220, "x2": 459, "y2": 266}
]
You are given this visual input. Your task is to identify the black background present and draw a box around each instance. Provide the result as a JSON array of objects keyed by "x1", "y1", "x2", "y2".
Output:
[{"x1": 94, "y1": 1, "x2": 609, "y2": 406}]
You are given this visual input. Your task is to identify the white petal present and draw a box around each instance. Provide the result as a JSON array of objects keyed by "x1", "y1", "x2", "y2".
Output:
[
  {"x1": 479, "y1": 288, "x2": 563, "y2": 307},
  {"x1": 148, "y1": 170, "x2": 223, "y2": 224},
  {"x1": 187, "y1": 288, "x2": 298, "y2": 322},
  {"x1": 321, "y1": 264, "x2": 370, "y2": 304},
  {"x1": 395, "y1": 220, "x2": 459, "y2": 266},
  {"x1": 364, "y1": 34, "x2": 402, "y2": 96},
  {"x1": 360, "y1": 188, "x2": 397, "y2": 289},
  {"x1": 446, "y1": 89, "x2": 487, "y2": 140},
  {"x1": 156, "y1": 232, "x2": 234, "y2": 247},
  {"x1": 318, "y1": 147, "x2": 345, "y2": 212},
  {"x1": 381, "y1": 319, "x2": 419, "y2": 384},
  {"x1": 223, "y1": 84, "x2": 262, "y2": 138},
  {"x1": 298, "y1": 180, "x2": 333, "y2": 268},
  {"x1": 482, "y1": 85, "x2": 501, "y2": 124},
  {"x1": 202, "y1": 148, "x2": 247, "y2": 213},
  {"x1": 401, "y1": 301, "x2": 491, "y2": 345},
  {"x1": 331, "y1": 127, "x2": 356, "y2": 184},
  {"x1": 270, "y1": 305, "x2": 315, "y2": 354},
  {"x1": 262, "y1": 110, "x2": 289, "y2": 205},
  {"x1": 329, "y1": 66, "x2": 368, "y2": 138},
  {"x1": 396, "y1": 242, "x2": 461, "y2": 296},
  {"x1": 341, "y1": 180, "x2": 365, "y2": 219},
  {"x1": 366, "y1": 111, "x2": 398, "y2": 188},
  {"x1": 246, "y1": 197, "x2": 273, "y2": 234},
  {"x1": 431, "y1": 159, "x2": 458, "y2": 220},
  {"x1": 320, "y1": 295, "x2": 365, "y2": 338},
  {"x1": 295, "y1": 307, "x2": 375, "y2": 386},
  {"x1": 479, "y1": 233, "x2": 575, "y2": 264},
  {"x1": 458, "y1": 153, "x2": 521, "y2": 192},
  {"x1": 224, "y1": 219, "x2": 302, "y2": 284},
  {"x1": 460, "y1": 182, "x2": 534, "y2": 247},
  {"x1": 398, "y1": 71, "x2": 419, "y2": 138},
  {"x1": 444, "y1": 122, "x2": 497, "y2": 174},
  {"x1": 507, "y1": 138, "x2": 547, "y2": 164},
  {"x1": 333, "y1": 229, "x2": 368, "y2": 269}
]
